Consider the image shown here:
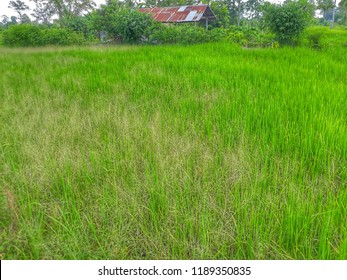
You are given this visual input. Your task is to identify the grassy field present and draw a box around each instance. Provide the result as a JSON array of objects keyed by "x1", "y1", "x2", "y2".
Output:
[{"x1": 0, "y1": 38, "x2": 347, "y2": 259}]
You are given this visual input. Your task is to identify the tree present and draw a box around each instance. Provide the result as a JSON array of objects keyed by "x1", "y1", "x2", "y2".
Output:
[
  {"x1": 210, "y1": 1, "x2": 230, "y2": 27},
  {"x1": 10, "y1": 16, "x2": 18, "y2": 25},
  {"x1": 60, "y1": 15, "x2": 92, "y2": 38},
  {"x1": 264, "y1": 0, "x2": 314, "y2": 45},
  {"x1": 142, "y1": 0, "x2": 197, "y2": 7},
  {"x1": 317, "y1": 0, "x2": 337, "y2": 28},
  {"x1": 29, "y1": 0, "x2": 96, "y2": 21},
  {"x1": 110, "y1": 9, "x2": 156, "y2": 43},
  {"x1": 30, "y1": 1, "x2": 56, "y2": 23},
  {"x1": 317, "y1": 0, "x2": 334, "y2": 20},
  {"x1": 1, "y1": 15, "x2": 10, "y2": 26},
  {"x1": 338, "y1": 0, "x2": 347, "y2": 24},
  {"x1": 89, "y1": 0, "x2": 124, "y2": 38},
  {"x1": 91, "y1": 1, "x2": 157, "y2": 43},
  {"x1": 8, "y1": 0, "x2": 30, "y2": 18},
  {"x1": 244, "y1": 0, "x2": 264, "y2": 21},
  {"x1": 217, "y1": 0, "x2": 262, "y2": 27},
  {"x1": 20, "y1": 14, "x2": 31, "y2": 23},
  {"x1": 52, "y1": 0, "x2": 96, "y2": 18}
]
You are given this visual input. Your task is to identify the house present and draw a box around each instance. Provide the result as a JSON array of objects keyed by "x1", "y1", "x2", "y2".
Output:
[{"x1": 139, "y1": 4, "x2": 216, "y2": 29}]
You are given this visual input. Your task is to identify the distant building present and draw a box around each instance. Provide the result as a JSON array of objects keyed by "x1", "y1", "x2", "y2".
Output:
[{"x1": 139, "y1": 4, "x2": 216, "y2": 29}]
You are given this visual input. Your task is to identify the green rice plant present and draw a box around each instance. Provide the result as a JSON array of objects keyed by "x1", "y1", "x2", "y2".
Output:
[
  {"x1": 303, "y1": 26, "x2": 347, "y2": 48},
  {"x1": 0, "y1": 41, "x2": 346, "y2": 260}
]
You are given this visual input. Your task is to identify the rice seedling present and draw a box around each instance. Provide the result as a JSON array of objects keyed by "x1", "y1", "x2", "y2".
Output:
[{"x1": 0, "y1": 40, "x2": 346, "y2": 259}]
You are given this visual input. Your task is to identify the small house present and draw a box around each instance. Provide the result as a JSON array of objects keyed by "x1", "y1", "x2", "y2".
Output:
[{"x1": 139, "y1": 4, "x2": 216, "y2": 29}]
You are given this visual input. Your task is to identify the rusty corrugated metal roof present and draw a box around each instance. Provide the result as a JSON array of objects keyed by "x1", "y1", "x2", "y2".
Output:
[{"x1": 139, "y1": 4, "x2": 215, "y2": 23}]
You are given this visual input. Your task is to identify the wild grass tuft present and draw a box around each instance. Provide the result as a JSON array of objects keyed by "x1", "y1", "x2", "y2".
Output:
[{"x1": 0, "y1": 41, "x2": 346, "y2": 259}]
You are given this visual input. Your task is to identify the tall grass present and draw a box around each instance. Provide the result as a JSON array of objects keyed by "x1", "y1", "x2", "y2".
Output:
[{"x1": 0, "y1": 41, "x2": 346, "y2": 259}]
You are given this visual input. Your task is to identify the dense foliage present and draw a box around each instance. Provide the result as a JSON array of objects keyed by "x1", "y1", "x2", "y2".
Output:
[
  {"x1": 2, "y1": 24, "x2": 86, "y2": 47},
  {"x1": 303, "y1": 25, "x2": 347, "y2": 48},
  {"x1": 149, "y1": 25, "x2": 224, "y2": 44},
  {"x1": 148, "y1": 25, "x2": 275, "y2": 47},
  {"x1": 1, "y1": 0, "x2": 346, "y2": 47},
  {"x1": 58, "y1": 15, "x2": 94, "y2": 39},
  {"x1": 92, "y1": 8, "x2": 157, "y2": 43},
  {"x1": 264, "y1": 0, "x2": 314, "y2": 45}
]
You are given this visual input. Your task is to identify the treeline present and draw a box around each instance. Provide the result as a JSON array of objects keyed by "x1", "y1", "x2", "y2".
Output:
[{"x1": 0, "y1": 0, "x2": 346, "y2": 47}]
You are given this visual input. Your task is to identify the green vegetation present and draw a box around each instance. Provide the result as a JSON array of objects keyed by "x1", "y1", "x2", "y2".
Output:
[
  {"x1": 1, "y1": 38, "x2": 347, "y2": 259},
  {"x1": 263, "y1": 0, "x2": 314, "y2": 45},
  {"x1": 2, "y1": 0, "x2": 347, "y2": 48},
  {"x1": 1, "y1": 0, "x2": 335, "y2": 48},
  {"x1": 93, "y1": 8, "x2": 156, "y2": 43},
  {"x1": 2, "y1": 24, "x2": 86, "y2": 47},
  {"x1": 303, "y1": 25, "x2": 347, "y2": 48},
  {"x1": 0, "y1": 0, "x2": 346, "y2": 261}
]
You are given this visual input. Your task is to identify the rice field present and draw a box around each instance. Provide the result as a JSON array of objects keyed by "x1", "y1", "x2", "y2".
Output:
[{"x1": 0, "y1": 40, "x2": 346, "y2": 259}]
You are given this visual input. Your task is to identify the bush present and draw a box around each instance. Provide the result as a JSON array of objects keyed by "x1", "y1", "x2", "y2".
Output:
[
  {"x1": 148, "y1": 25, "x2": 275, "y2": 47},
  {"x1": 149, "y1": 25, "x2": 226, "y2": 45},
  {"x1": 112, "y1": 9, "x2": 156, "y2": 43},
  {"x1": 2, "y1": 24, "x2": 42, "y2": 47},
  {"x1": 264, "y1": 0, "x2": 314, "y2": 45},
  {"x1": 303, "y1": 26, "x2": 347, "y2": 49},
  {"x1": 59, "y1": 16, "x2": 94, "y2": 39},
  {"x1": 2, "y1": 24, "x2": 86, "y2": 47},
  {"x1": 227, "y1": 26, "x2": 275, "y2": 47},
  {"x1": 41, "y1": 28, "x2": 86, "y2": 46},
  {"x1": 304, "y1": 27, "x2": 326, "y2": 49},
  {"x1": 93, "y1": 7, "x2": 157, "y2": 43}
]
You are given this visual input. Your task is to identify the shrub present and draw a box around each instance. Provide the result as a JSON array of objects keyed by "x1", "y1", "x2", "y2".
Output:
[
  {"x1": 208, "y1": 28, "x2": 229, "y2": 42},
  {"x1": 303, "y1": 26, "x2": 347, "y2": 48},
  {"x1": 149, "y1": 25, "x2": 225, "y2": 45},
  {"x1": 2, "y1": 24, "x2": 42, "y2": 47},
  {"x1": 148, "y1": 25, "x2": 179, "y2": 44},
  {"x1": 264, "y1": 0, "x2": 314, "y2": 45},
  {"x1": 41, "y1": 28, "x2": 86, "y2": 46},
  {"x1": 304, "y1": 27, "x2": 326, "y2": 49},
  {"x1": 2, "y1": 24, "x2": 86, "y2": 47},
  {"x1": 227, "y1": 26, "x2": 275, "y2": 47},
  {"x1": 59, "y1": 16, "x2": 93, "y2": 39},
  {"x1": 148, "y1": 25, "x2": 275, "y2": 47},
  {"x1": 93, "y1": 7, "x2": 157, "y2": 43}
]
